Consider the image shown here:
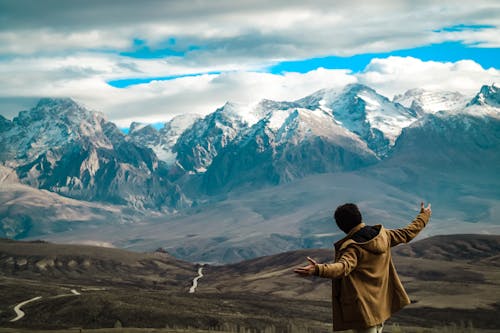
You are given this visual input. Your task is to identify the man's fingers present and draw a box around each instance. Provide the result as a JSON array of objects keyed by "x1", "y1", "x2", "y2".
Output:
[
  {"x1": 306, "y1": 256, "x2": 317, "y2": 265},
  {"x1": 420, "y1": 202, "x2": 432, "y2": 213},
  {"x1": 294, "y1": 268, "x2": 310, "y2": 275},
  {"x1": 295, "y1": 258, "x2": 318, "y2": 276}
]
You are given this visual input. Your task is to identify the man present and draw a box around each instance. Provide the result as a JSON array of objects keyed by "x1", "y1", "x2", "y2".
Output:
[{"x1": 295, "y1": 202, "x2": 432, "y2": 333}]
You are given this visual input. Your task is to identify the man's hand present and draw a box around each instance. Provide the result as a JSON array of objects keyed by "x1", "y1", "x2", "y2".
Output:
[
  {"x1": 420, "y1": 202, "x2": 432, "y2": 216},
  {"x1": 294, "y1": 256, "x2": 318, "y2": 276}
]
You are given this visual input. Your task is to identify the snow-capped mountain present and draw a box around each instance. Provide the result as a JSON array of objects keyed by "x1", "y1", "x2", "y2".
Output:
[
  {"x1": 202, "y1": 105, "x2": 379, "y2": 192},
  {"x1": 297, "y1": 84, "x2": 417, "y2": 156},
  {"x1": 1, "y1": 84, "x2": 498, "y2": 213},
  {"x1": 174, "y1": 84, "x2": 417, "y2": 183},
  {"x1": 1, "y1": 98, "x2": 114, "y2": 166},
  {"x1": 393, "y1": 89, "x2": 469, "y2": 115},
  {"x1": 366, "y1": 86, "x2": 500, "y2": 220},
  {"x1": 128, "y1": 114, "x2": 200, "y2": 166},
  {"x1": 173, "y1": 102, "x2": 255, "y2": 173},
  {"x1": 467, "y1": 84, "x2": 500, "y2": 108},
  {"x1": 168, "y1": 84, "x2": 499, "y2": 194},
  {"x1": 1, "y1": 84, "x2": 499, "y2": 262},
  {"x1": 0, "y1": 98, "x2": 187, "y2": 210}
]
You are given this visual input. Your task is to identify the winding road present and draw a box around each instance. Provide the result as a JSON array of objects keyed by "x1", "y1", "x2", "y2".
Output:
[
  {"x1": 189, "y1": 266, "x2": 204, "y2": 293},
  {"x1": 10, "y1": 296, "x2": 43, "y2": 322},
  {"x1": 10, "y1": 289, "x2": 81, "y2": 322},
  {"x1": 11, "y1": 268, "x2": 204, "y2": 321}
]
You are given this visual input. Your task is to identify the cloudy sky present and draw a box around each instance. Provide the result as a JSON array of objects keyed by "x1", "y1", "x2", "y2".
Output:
[{"x1": 0, "y1": 0, "x2": 499, "y2": 127}]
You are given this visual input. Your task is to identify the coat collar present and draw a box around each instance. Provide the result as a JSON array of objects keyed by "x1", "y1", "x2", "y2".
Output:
[
  {"x1": 334, "y1": 222, "x2": 365, "y2": 250},
  {"x1": 347, "y1": 222, "x2": 366, "y2": 238}
]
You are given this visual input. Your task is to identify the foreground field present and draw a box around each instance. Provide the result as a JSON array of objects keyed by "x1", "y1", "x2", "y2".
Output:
[
  {"x1": 0, "y1": 324, "x2": 499, "y2": 333},
  {"x1": 1, "y1": 236, "x2": 499, "y2": 332}
]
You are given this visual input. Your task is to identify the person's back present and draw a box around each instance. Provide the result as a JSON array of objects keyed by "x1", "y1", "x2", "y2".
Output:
[{"x1": 294, "y1": 202, "x2": 432, "y2": 333}]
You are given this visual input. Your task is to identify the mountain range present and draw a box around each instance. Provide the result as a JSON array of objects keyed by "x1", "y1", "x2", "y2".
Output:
[{"x1": 0, "y1": 83, "x2": 499, "y2": 263}]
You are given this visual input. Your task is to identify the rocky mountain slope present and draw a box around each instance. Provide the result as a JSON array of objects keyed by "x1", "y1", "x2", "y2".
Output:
[
  {"x1": 365, "y1": 86, "x2": 500, "y2": 222},
  {"x1": 128, "y1": 113, "x2": 200, "y2": 166},
  {"x1": 298, "y1": 84, "x2": 418, "y2": 155},
  {"x1": 393, "y1": 88, "x2": 468, "y2": 115},
  {"x1": 0, "y1": 164, "x2": 142, "y2": 239},
  {"x1": 202, "y1": 103, "x2": 379, "y2": 193},
  {"x1": 0, "y1": 84, "x2": 499, "y2": 263},
  {"x1": 0, "y1": 98, "x2": 187, "y2": 210}
]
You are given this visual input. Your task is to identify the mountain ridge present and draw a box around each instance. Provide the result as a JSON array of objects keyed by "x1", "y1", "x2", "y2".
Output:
[
  {"x1": 1, "y1": 84, "x2": 499, "y2": 264},
  {"x1": 0, "y1": 98, "x2": 189, "y2": 211}
]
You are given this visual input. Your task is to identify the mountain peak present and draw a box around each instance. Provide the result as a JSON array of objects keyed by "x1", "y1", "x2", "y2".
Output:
[
  {"x1": 129, "y1": 122, "x2": 158, "y2": 135},
  {"x1": 467, "y1": 84, "x2": 500, "y2": 107},
  {"x1": 14, "y1": 97, "x2": 102, "y2": 128},
  {"x1": 394, "y1": 89, "x2": 467, "y2": 115},
  {"x1": 342, "y1": 83, "x2": 375, "y2": 94},
  {"x1": 0, "y1": 114, "x2": 12, "y2": 131},
  {"x1": 35, "y1": 97, "x2": 79, "y2": 109}
]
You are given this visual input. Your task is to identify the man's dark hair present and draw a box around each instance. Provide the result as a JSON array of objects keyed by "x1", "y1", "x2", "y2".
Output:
[{"x1": 334, "y1": 203, "x2": 362, "y2": 233}]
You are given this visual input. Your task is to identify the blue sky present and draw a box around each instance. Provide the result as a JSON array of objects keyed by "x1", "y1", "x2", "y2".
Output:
[
  {"x1": 105, "y1": 23, "x2": 499, "y2": 89},
  {"x1": 270, "y1": 41, "x2": 499, "y2": 74},
  {"x1": 0, "y1": 1, "x2": 499, "y2": 126},
  {"x1": 108, "y1": 40, "x2": 499, "y2": 88}
]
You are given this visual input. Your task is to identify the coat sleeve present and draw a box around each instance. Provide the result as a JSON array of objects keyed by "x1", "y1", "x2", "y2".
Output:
[
  {"x1": 316, "y1": 246, "x2": 359, "y2": 279},
  {"x1": 387, "y1": 212, "x2": 430, "y2": 247}
]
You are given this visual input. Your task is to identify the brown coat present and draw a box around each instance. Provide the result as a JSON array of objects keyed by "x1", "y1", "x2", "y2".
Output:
[{"x1": 316, "y1": 212, "x2": 430, "y2": 331}]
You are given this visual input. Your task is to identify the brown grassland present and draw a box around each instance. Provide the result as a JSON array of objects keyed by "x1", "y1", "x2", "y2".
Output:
[{"x1": 0, "y1": 235, "x2": 499, "y2": 333}]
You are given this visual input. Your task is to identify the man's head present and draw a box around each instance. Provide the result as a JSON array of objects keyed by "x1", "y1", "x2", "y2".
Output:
[{"x1": 334, "y1": 203, "x2": 362, "y2": 233}]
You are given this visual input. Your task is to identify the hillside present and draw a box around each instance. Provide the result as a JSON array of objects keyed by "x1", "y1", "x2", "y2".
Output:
[
  {"x1": 0, "y1": 238, "x2": 195, "y2": 288},
  {"x1": 1, "y1": 235, "x2": 499, "y2": 331}
]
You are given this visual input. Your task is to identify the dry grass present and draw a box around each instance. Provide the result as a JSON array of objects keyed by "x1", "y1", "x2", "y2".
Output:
[{"x1": 1, "y1": 237, "x2": 499, "y2": 332}]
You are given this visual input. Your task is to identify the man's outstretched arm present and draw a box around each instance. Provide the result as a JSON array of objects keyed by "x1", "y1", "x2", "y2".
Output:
[
  {"x1": 388, "y1": 202, "x2": 432, "y2": 247},
  {"x1": 294, "y1": 247, "x2": 359, "y2": 279}
]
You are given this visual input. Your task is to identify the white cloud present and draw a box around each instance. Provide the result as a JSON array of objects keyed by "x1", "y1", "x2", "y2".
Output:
[
  {"x1": 0, "y1": 53, "x2": 353, "y2": 126},
  {"x1": 1, "y1": 56, "x2": 498, "y2": 128},
  {"x1": 1, "y1": 1, "x2": 499, "y2": 126},
  {"x1": 1, "y1": 1, "x2": 498, "y2": 63},
  {"x1": 84, "y1": 68, "x2": 357, "y2": 127},
  {"x1": 357, "y1": 56, "x2": 500, "y2": 98},
  {"x1": 0, "y1": 29, "x2": 130, "y2": 55}
]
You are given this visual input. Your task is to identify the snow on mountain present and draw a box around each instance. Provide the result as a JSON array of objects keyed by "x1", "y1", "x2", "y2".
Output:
[
  {"x1": 158, "y1": 114, "x2": 201, "y2": 164},
  {"x1": 370, "y1": 85, "x2": 500, "y2": 202},
  {"x1": 0, "y1": 98, "x2": 113, "y2": 167},
  {"x1": 370, "y1": 105, "x2": 500, "y2": 222},
  {"x1": 129, "y1": 122, "x2": 149, "y2": 133},
  {"x1": 394, "y1": 89, "x2": 468, "y2": 115},
  {"x1": 2, "y1": 84, "x2": 497, "y2": 212},
  {"x1": 467, "y1": 84, "x2": 500, "y2": 109},
  {"x1": 174, "y1": 102, "x2": 255, "y2": 173},
  {"x1": 0, "y1": 98, "x2": 188, "y2": 210},
  {"x1": 297, "y1": 84, "x2": 417, "y2": 157},
  {"x1": 202, "y1": 103, "x2": 379, "y2": 193},
  {"x1": 129, "y1": 114, "x2": 201, "y2": 166},
  {"x1": 2, "y1": 84, "x2": 500, "y2": 261}
]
